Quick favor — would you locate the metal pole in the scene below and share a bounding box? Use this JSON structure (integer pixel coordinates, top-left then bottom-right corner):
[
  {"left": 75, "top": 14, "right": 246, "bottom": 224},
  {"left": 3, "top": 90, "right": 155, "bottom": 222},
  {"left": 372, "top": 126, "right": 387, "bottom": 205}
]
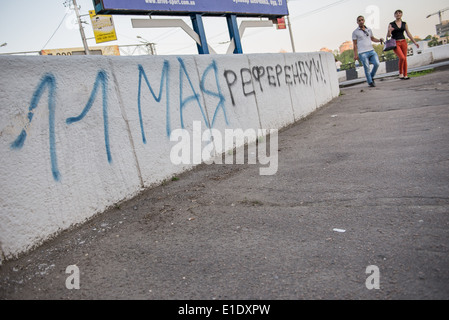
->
[
  {"left": 286, "top": 15, "right": 296, "bottom": 52},
  {"left": 190, "top": 14, "right": 209, "bottom": 54},
  {"left": 150, "top": 43, "right": 157, "bottom": 55},
  {"left": 72, "top": 0, "right": 90, "bottom": 55},
  {"left": 226, "top": 14, "right": 243, "bottom": 54},
  {"left": 286, "top": 0, "right": 296, "bottom": 52}
]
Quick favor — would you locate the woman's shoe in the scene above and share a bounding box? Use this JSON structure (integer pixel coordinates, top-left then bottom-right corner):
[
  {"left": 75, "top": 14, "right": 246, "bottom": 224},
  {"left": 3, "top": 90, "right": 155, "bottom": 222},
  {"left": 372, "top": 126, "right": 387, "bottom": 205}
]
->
[{"left": 403, "top": 76, "right": 410, "bottom": 80}]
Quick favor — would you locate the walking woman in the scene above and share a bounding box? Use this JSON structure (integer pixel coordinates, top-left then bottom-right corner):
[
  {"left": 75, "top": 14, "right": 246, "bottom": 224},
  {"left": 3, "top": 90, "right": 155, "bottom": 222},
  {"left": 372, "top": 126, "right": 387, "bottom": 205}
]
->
[{"left": 387, "top": 9, "right": 420, "bottom": 80}]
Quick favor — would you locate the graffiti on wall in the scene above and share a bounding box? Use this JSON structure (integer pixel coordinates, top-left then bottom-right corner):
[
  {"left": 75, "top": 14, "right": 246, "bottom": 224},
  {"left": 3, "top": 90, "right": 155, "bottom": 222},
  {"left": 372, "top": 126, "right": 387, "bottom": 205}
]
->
[
  {"left": 224, "top": 56, "right": 327, "bottom": 106},
  {"left": 9, "top": 56, "right": 328, "bottom": 182},
  {"left": 10, "top": 71, "right": 111, "bottom": 182}
]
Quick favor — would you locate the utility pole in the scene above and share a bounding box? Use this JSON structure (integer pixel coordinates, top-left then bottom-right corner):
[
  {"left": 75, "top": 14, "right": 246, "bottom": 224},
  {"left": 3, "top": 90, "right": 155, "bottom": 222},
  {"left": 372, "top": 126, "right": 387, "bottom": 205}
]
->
[
  {"left": 286, "top": 0, "right": 296, "bottom": 52},
  {"left": 71, "top": 0, "right": 90, "bottom": 55},
  {"left": 149, "top": 43, "right": 157, "bottom": 55},
  {"left": 286, "top": 14, "right": 296, "bottom": 52}
]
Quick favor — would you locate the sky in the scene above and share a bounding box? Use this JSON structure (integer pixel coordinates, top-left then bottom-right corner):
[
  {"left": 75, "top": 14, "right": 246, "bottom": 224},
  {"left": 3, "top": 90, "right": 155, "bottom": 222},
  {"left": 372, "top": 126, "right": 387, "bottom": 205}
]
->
[{"left": 0, "top": 0, "right": 448, "bottom": 56}]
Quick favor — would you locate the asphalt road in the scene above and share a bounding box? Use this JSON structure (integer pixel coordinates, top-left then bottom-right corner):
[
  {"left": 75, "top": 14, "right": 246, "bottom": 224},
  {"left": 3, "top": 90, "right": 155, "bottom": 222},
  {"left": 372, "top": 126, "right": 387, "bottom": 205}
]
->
[{"left": 1, "top": 67, "right": 448, "bottom": 300}]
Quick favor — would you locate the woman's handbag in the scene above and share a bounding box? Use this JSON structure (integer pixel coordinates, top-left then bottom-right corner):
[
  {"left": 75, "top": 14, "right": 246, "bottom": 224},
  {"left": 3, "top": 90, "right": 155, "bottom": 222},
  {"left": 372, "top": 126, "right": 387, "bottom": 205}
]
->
[{"left": 383, "top": 38, "right": 397, "bottom": 51}]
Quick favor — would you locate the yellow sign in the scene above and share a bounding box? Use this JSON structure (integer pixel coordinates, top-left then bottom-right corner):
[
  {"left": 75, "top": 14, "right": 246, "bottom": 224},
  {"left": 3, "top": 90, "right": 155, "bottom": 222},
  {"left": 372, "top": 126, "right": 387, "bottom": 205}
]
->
[{"left": 89, "top": 10, "right": 117, "bottom": 44}]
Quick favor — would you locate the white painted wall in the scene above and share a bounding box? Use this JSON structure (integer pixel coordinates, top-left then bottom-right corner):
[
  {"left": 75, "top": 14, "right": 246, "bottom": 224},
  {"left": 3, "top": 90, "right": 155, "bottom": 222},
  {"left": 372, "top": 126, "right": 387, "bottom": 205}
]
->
[
  {"left": 427, "top": 43, "right": 449, "bottom": 62},
  {"left": 0, "top": 52, "right": 339, "bottom": 262}
]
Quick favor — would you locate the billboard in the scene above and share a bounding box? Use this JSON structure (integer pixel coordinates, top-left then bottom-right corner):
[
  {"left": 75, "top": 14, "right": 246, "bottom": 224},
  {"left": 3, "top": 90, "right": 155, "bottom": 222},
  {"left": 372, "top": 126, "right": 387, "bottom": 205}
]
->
[
  {"left": 89, "top": 10, "right": 118, "bottom": 44},
  {"left": 40, "top": 45, "right": 120, "bottom": 56},
  {"left": 93, "top": 0, "right": 289, "bottom": 17}
]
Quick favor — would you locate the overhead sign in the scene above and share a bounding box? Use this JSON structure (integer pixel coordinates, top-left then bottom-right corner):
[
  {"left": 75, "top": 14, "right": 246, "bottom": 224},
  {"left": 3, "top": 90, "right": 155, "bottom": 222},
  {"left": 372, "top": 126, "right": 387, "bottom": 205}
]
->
[
  {"left": 89, "top": 10, "right": 118, "bottom": 44},
  {"left": 93, "top": 0, "right": 289, "bottom": 17}
]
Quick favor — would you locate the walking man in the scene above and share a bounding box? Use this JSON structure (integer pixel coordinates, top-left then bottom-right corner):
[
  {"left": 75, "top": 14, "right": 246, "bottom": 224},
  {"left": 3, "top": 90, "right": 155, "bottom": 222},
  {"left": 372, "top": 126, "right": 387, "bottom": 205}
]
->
[{"left": 352, "top": 15, "right": 384, "bottom": 87}]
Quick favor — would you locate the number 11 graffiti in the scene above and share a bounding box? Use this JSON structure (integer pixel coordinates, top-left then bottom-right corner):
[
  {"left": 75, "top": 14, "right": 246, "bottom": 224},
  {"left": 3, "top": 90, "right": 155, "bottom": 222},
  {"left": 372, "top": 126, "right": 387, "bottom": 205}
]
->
[{"left": 10, "top": 70, "right": 110, "bottom": 182}]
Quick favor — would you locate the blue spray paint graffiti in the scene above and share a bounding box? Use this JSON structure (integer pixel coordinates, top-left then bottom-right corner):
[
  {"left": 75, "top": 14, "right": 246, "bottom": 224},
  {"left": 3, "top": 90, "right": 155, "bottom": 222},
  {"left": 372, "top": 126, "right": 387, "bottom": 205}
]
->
[
  {"left": 66, "top": 70, "right": 112, "bottom": 164},
  {"left": 138, "top": 59, "right": 228, "bottom": 144},
  {"left": 10, "top": 73, "right": 60, "bottom": 182},
  {"left": 10, "top": 60, "right": 230, "bottom": 182},
  {"left": 178, "top": 58, "right": 210, "bottom": 130},
  {"left": 200, "top": 60, "right": 229, "bottom": 128},
  {"left": 137, "top": 61, "right": 171, "bottom": 144}
]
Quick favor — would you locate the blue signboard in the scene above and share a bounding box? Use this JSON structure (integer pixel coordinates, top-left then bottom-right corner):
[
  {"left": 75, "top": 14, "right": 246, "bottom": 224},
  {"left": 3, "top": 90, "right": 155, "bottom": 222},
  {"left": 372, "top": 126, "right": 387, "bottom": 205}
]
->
[{"left": 93, "top": 0, "right": 289, "bottom": 17}]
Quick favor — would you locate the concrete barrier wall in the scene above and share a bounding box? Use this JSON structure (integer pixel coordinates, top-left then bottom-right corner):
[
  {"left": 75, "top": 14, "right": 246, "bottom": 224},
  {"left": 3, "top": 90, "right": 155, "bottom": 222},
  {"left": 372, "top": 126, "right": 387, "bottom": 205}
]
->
[
  {"left": 0, "top": 52, "right": 339, "bottom": 262},
  {"left": 427, "top": 44, "right": 449, "bottom": 62},
  {"left": 408, "top": 52, "right": 434, "bottom": 69}
]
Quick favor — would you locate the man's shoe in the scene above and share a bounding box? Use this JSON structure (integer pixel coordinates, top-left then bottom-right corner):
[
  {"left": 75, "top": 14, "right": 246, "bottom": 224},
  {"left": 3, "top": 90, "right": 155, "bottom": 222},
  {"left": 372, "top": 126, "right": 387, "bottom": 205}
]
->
[{"left": 369, "top": 82, "right": 376, "bottom": 87}]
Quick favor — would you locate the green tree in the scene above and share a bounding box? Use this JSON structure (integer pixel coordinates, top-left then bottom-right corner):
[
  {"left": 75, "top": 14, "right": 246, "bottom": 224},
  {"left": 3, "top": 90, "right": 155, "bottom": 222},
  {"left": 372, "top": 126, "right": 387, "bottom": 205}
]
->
[
  {"left": 334, "top": 49, "right": 355, "bottom": 68},
  {"left": 428, "top": 36, "right": 440, "bottom": 47}
]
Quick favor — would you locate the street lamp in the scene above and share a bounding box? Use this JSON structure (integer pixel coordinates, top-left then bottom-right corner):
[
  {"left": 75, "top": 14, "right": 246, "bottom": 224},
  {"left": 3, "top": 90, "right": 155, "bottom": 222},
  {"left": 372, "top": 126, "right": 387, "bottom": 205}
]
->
[{"left": 137, "top": 36, "right": 157, "bottom": 55}]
